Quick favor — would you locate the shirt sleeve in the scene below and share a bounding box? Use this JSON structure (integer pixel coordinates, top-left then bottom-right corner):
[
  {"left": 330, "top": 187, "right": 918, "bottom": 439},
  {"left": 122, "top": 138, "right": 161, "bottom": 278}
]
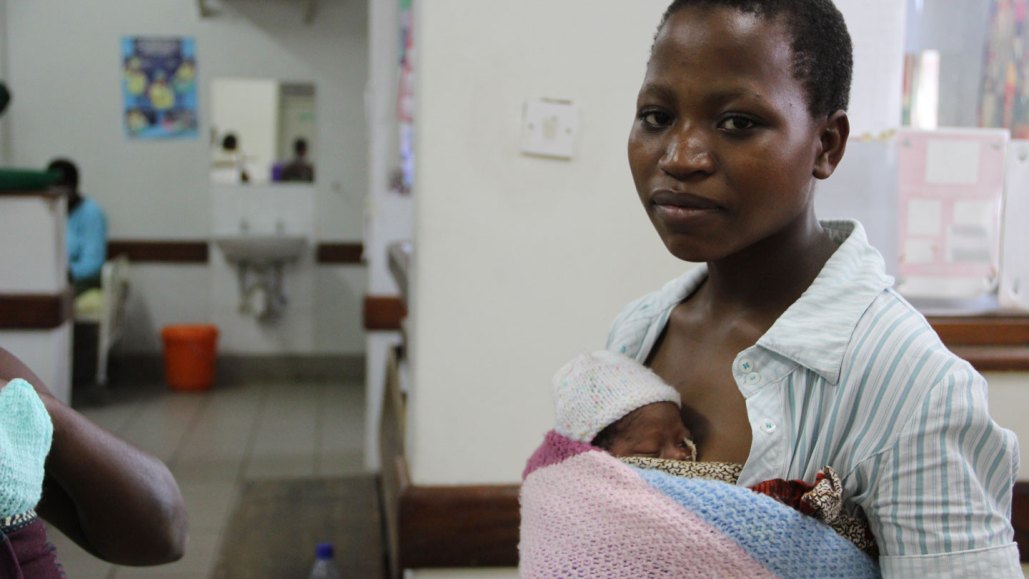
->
[
  {"left": 69, "top": 202, "right": 108, "bottom": 281},
  {"left": 854, "top": 365, "right": 1021, "bottom": 577}
]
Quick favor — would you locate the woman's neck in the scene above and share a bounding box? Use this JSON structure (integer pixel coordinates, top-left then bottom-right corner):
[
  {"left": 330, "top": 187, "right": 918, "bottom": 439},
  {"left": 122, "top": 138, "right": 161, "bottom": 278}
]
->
[{"left": 700, "top": 213, "right": 838, "bottom": 324}]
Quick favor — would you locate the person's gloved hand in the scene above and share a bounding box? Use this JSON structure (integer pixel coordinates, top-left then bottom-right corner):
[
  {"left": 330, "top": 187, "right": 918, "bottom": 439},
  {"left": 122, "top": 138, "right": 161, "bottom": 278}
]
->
[{"left": 0, "top": 379, "right": 53, "bottom": 518}]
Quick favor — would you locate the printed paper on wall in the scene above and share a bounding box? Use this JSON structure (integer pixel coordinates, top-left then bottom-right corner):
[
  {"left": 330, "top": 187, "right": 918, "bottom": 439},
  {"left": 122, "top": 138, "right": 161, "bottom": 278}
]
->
[{"left": 896, "top": 128, "right": 1008, "bottom": 299}]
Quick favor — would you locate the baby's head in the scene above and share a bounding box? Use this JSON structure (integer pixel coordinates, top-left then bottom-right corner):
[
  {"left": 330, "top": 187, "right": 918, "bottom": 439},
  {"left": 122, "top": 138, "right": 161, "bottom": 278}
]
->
[{"left": 552, "top": 350, "right": 694, "bottom": 461}]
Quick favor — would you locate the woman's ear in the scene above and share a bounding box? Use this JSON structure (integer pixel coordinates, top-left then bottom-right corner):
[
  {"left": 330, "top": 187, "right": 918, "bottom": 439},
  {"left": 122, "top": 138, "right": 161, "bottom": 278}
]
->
[{"left": 813, "top": 110, "right": 850, "bottom": 180}]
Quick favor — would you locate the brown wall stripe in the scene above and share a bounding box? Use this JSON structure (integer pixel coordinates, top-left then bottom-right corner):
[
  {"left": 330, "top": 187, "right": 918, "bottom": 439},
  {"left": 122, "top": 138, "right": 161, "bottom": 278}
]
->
[
  {"left": 928, "top": 315, "right": 1029, "bottom": 346},
  {"left": 316, "top": 242, "right": 364, "bottom": 264},
  {"left": 928, "top": 316, "right": 1029, "bottom": 371},
  {"left": 0, "top": 190, "right": 59, "bottom": 198},
  {"left": 398, "top": 479, "right": 520, "bottom": 569},
  {"left": 106, "top": 240, "right": 365, "bottom": 264},
  {"left": 0, "top": 289, "right": 74, "bottom": 329},
  {"left": 86, "top": 241, "right": 1029, "bottom": 369},
  {"left": 107, "top": 240, "right": 209, "bottom": 263},
  {"left": 1015, "top": 481, "right": 1028, "bottom": 562},
  {"left": 364, "top": 295, "right": 406, "bottom": 331},
  {"left": 379, "top": 344, "right": 519, "bottom": 574}
]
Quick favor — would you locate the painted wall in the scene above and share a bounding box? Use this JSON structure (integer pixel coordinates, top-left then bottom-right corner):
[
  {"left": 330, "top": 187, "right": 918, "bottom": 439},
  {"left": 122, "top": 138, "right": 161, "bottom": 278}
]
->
[
  {"left": 0, "top": 0, "right": 8, "bottom": 164},
  {"left": 363, "top": 0, "right": 413, "bottom": 469},
  {"left": 1, "top": 0, "right": 369, "bottom": 355},
  {"left": 905, "top": 0, "right": 992, "bottom": 128},
  {"left": 407, "top": 0, "right": 684, "bottom": 487},
  {"left": 404, "top": 3, "right": 1022, "bottom": 576},
  {"left": 0, "top": 196, "right": 71, "bottom": 402},
  {"left": 405, "top": 0, "right": 909, "bottom": 485}
]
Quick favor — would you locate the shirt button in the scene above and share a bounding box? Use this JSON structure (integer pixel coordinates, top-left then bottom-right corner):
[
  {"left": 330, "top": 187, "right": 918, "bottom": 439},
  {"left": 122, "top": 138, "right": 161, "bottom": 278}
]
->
[
  {"left": 745, "top": 372, "right": 761, "bottom": 385},
  {"left": 737, "top": 358, "right": 754, "bottom": 372},
  {"left": 761, "top": 420, "right": 777, "bottom": 433}
]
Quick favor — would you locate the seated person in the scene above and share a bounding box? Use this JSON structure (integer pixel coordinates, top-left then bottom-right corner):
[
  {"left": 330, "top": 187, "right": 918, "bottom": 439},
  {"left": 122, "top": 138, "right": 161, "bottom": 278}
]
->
[
  {"left": 47, "top": 159, "right": 107, "bottom": 296},
  {"left": 0, "top": 347, "right": 188, "bottom": 572},
  {"left": 279, "top": 137, "right": 314, "bottom": 182},
  {"left": 552, "top": 350, "right": 875, "bottom": 554}
]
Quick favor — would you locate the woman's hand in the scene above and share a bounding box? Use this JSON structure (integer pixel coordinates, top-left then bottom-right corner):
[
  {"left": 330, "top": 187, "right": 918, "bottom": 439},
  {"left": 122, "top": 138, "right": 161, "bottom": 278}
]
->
[{"left": 0, "top": 347, "right": 189, "bottom": 565}]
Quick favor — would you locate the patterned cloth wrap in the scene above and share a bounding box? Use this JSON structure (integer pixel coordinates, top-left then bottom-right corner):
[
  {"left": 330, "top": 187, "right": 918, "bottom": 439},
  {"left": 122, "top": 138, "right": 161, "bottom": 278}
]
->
[
  {"left": 622, "top": 457, "right": 878, "bottom": 557},
  {"left": 520, "top": 430, "right": 881, "bottom": 578}
]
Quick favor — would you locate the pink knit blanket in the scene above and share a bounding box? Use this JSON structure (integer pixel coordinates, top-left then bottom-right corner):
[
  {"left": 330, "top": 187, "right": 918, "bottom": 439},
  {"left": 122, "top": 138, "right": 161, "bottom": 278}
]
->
[{"left": 519, "top": 430, "right": 880, "bottom": 578}]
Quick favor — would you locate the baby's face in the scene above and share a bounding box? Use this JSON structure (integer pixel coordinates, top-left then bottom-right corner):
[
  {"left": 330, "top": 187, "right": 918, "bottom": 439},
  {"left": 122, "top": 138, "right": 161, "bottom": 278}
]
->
[{"left": 605, "top": 402, "right": 694, "bottom": 461}]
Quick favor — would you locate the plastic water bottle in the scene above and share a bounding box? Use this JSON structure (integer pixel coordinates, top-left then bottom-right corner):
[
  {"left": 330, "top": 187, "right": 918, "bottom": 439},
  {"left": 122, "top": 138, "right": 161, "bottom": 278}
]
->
[{"left": 308, "top": 542, "right": 342, "bottom": 579}]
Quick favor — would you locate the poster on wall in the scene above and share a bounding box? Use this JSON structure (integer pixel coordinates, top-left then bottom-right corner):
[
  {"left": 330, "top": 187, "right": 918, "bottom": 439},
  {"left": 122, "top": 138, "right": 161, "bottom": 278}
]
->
[
  {"left": 121, "top": 36, "right": 198, "bottom": 139},
  {"left": 895, "top": 127, "right": 1008, "bottom": 302},
  {"left": 396, "top": 0, "right": 415, "bottom": 194},
  {"left": 980, "top": 0, "right": 1029, "bottom": 138}
]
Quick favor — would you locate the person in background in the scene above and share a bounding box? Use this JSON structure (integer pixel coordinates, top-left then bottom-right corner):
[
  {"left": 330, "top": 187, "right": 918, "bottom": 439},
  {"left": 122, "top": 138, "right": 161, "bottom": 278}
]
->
[
  {"left": 280, "top": 137, "right": 314, "bottom": 182},
  {"left": 211, "top": 133, "right": 250, "bottom": 184},
  {"left": 47, "top": 159, "right": 107, "bottom": 295},
  {"left": 0, "top": 346, "right": 188, "bottom": 573}
]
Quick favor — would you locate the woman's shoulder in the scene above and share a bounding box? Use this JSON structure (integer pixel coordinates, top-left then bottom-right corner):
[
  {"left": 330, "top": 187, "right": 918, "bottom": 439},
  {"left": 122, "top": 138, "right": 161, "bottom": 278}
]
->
[
  {"left": 836, "top": 289, "right": 988, "bottom": 441},
  {"left": 606, "top": 267, "right": 706, "bottom": 358}
]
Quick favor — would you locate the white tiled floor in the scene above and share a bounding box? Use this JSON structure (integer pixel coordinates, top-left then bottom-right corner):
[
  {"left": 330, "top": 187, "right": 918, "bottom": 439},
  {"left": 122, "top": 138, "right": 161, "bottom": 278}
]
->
[{"left": 49, "top": 380, "right": 368, "bottom": 578}]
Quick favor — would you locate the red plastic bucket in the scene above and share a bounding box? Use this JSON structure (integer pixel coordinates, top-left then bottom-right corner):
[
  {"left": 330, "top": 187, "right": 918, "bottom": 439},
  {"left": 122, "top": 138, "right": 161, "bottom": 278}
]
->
[{"left": 161, "top": 324, "right": 218, "bottom": 391}]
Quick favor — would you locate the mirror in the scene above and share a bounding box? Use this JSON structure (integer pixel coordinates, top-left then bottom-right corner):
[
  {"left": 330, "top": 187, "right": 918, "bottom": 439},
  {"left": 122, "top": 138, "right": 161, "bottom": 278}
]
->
[
  {"left": 210, "top": 78, "right": 316, "bottom": 184},
  {"left": 903, "top": 0, "right": 1026, "bottom": 136}
]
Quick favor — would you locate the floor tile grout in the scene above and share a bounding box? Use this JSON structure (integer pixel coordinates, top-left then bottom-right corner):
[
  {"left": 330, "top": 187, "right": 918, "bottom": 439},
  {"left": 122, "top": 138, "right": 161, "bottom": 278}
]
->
[{"left": 57, "top": 380, "right": 367, "bottom": 578}]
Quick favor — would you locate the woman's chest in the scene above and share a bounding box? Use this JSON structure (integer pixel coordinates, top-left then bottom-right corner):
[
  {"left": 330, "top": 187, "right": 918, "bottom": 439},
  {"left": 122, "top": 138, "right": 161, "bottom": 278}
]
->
[{"left": 647, "top": 318, "right": 757, "bottom": 463}]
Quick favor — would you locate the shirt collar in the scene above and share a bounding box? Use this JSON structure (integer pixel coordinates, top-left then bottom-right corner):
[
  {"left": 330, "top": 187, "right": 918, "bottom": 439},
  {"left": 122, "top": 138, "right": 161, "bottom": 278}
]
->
[{"left": 756, "top": 220, "right": 894, "bottom": 384}]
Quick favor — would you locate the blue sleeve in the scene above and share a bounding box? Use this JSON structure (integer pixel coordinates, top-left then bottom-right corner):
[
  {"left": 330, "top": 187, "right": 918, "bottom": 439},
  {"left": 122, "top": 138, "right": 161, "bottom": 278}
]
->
[{"left": 69, "top": 201, "right": 107, "bottom": 281}]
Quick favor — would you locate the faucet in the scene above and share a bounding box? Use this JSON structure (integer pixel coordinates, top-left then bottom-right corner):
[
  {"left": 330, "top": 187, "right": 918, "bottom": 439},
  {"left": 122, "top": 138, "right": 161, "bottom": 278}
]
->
[{"left": 240, "top": 218, "right": 250, "bottom": 233}]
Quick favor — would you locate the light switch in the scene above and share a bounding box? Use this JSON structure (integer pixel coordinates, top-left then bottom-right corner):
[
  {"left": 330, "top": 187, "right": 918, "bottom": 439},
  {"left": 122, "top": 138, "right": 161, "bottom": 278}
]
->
[{"left": 521, "top": 98, "right": 578, "bottom": 160}]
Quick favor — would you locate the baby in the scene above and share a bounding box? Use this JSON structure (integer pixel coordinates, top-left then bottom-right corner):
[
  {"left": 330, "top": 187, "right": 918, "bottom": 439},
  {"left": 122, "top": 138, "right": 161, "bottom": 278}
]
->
[
  {"left": 552, "top": 349, "right": 696, "bottom": 461},
  {"left": 550, "top": 349, "right": 877, "bottom": 555}
]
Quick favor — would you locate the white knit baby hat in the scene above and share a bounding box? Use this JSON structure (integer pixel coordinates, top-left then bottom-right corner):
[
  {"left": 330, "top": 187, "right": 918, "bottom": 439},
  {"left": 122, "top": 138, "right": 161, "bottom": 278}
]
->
[{"left": 552, "top": 349, "right": 681, "bottom": 443}]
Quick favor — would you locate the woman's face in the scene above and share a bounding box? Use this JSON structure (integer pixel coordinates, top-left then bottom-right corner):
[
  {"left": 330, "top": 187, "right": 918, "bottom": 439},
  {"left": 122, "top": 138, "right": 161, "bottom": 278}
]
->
[{"left": 627, "top": 6, "right": 834, "bottom": 263}]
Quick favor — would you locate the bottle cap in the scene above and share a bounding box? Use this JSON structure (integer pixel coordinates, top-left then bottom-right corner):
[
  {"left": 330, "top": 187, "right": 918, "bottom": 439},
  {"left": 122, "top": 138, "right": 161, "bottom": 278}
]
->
[{"left": 315, "top": 542, "right": 334, "bottom": 559}]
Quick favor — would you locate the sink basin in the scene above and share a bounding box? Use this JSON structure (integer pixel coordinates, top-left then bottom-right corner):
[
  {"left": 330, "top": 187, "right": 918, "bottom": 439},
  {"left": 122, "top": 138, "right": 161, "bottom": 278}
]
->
[{"left": 214, "top": 234, "right": 307, "bottom": 264}]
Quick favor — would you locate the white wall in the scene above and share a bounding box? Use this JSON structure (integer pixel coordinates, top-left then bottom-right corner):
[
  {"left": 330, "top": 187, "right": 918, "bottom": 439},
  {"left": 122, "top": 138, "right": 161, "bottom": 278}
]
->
[
  {"left": 985, "top": 372, "right": 1029, "bottom": 479},
  {"left": 2, "top": 0, "right": 369, "bottom": 355},
  {"left": 403, "top": 4, "right": 1011, "bottom": 576},
  {"left": 408, "top": 0, "right": 684, "bottom": 486},
  {"left": 905, "top": 0, "right": 991, "bottom": 128},
  {"left": 363, "top": 0, "right": 412, "bottom": 469},
  {"left": 0, "top": 0, "right": 9, "bottom": 164},
  {"left": 210, "top": 77, "right": 279, "bottom": 183},
  {"left": 406, "top": 0, "right": 909, "bottom": 486},
  {"left": 0, "top": 196, "right": 71, "bottom": 402},
  {"left": 835, "top": 0, "right": 906, "bottom": 136}
]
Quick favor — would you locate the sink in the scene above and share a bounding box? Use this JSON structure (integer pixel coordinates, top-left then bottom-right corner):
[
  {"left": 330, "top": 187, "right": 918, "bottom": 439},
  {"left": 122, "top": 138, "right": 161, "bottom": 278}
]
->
[{"left": 214, "top": 234, "right": 307, "bottom": 264}]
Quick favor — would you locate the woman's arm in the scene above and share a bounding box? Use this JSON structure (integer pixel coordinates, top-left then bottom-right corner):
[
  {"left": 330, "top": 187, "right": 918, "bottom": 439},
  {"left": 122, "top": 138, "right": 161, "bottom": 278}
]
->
[
  {"left": 0, "top": 347, "right": 188, "bottom": 565},
  {"left": 856, "top": 367, "right": 1020, "bottom": 577}
]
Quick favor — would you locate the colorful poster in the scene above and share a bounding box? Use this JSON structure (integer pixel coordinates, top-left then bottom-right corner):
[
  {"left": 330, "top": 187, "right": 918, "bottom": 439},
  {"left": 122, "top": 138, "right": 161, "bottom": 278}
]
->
[
  {"left": 980, "top": 0, "right": 1029, "bottom": 138},
  {"left": 122, "top": 36, "right": 198, "bottom": 139},
  {"left": 396, "top": 0, "right": 415, "bottom": 194}
]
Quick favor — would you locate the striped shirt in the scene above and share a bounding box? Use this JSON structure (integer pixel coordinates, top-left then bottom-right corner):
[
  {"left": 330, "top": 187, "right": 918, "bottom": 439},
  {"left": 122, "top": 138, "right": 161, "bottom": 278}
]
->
[{"left": 607, "top": 220, "right": 1021, "bottom": 577}]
